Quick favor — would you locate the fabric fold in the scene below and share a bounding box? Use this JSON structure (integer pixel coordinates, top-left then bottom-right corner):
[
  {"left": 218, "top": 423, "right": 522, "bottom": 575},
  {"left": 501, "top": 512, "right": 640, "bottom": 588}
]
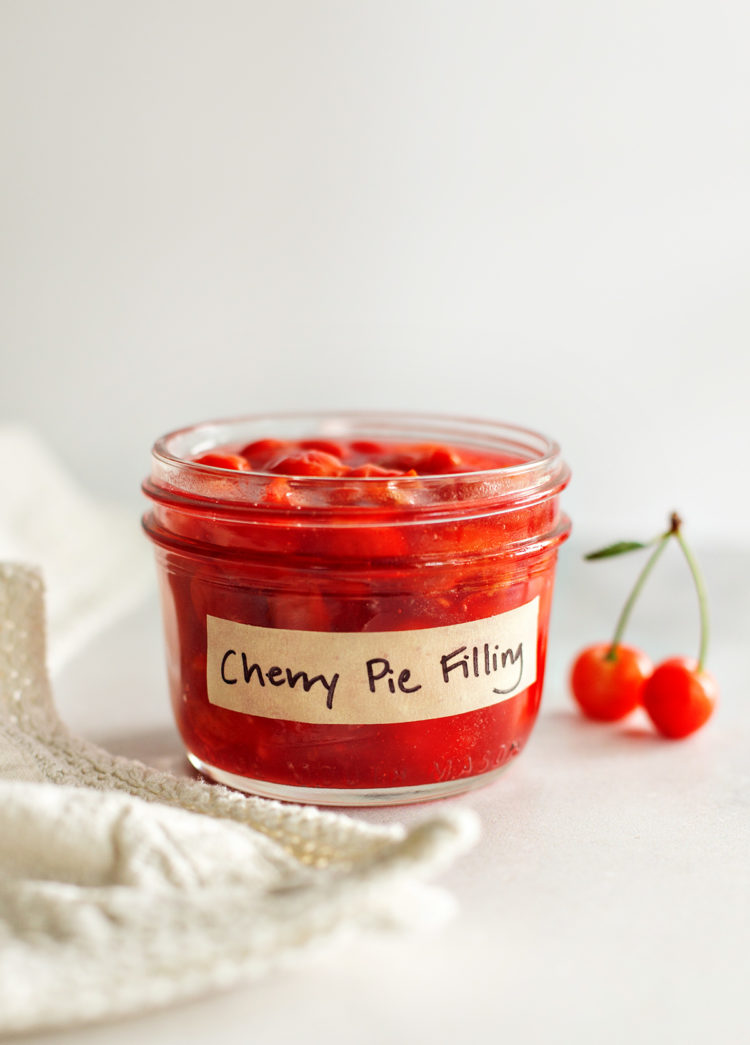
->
[{"left": 0, "top": 563, "right": 479, "bottom": 1037}]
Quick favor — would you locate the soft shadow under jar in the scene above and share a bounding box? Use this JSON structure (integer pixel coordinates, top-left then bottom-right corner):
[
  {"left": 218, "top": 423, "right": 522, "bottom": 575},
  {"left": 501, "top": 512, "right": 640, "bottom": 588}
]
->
[{"left": 142, "top": 412, "right": 571, "bottom": 806}]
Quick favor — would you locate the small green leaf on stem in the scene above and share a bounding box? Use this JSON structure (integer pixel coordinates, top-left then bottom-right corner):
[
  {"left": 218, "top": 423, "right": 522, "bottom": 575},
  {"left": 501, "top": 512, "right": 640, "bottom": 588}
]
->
[{"left": 584, "top": 541, "right": 648, "bottom": 561}]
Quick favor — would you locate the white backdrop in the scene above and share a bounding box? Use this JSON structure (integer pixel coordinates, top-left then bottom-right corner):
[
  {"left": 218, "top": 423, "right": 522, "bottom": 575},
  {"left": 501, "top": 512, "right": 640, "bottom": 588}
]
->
[{"left": 2, "top": 1, "right": 749, "bottom": 545}]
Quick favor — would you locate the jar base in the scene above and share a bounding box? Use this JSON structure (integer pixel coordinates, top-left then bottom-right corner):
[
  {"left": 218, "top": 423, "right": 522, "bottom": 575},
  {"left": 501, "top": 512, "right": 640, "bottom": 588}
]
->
[{"left": 187, "top": 752, "right": 514, "bottom": 807}]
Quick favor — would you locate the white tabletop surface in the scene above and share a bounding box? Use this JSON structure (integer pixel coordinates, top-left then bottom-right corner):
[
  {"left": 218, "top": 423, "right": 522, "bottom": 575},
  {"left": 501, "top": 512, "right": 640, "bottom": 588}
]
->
[{"left": 15, "top": 543, "right": 749, "bottom": 1045}]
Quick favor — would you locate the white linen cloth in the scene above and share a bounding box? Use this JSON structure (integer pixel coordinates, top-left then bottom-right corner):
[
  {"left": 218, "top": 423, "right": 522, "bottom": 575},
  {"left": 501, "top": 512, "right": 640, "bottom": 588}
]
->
[{"left": 0, "top": 436, "right": 479, "bottom": 1038}]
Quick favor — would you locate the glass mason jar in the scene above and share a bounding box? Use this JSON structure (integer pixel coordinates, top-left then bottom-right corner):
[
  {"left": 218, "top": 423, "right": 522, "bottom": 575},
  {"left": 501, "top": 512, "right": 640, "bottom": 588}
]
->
[{"left": 142, "top": 412, "right": 571, "bottom": 805}]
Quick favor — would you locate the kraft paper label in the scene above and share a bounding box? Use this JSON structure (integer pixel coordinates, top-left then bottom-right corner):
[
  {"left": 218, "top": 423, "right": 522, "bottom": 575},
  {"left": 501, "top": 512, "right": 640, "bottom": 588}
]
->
[{"left": 206, "top": 597, "right": 539, "bottom": 725}]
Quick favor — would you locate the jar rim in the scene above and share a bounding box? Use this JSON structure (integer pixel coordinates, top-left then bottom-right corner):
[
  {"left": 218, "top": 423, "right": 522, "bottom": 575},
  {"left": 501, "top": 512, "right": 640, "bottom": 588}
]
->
[
  {"left": 144, "top": 411, "right": 571, "bottom": 552},
  {"left": 150, "top": 410, "right": 566, "bottom": 486}
]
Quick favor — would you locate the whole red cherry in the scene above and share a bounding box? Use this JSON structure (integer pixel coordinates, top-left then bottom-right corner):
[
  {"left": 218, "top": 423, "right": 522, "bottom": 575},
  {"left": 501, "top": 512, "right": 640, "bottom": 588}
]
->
[
  {"left": 641, "top": 657, "right": 718, "bottom": 739},
  {"left": 570, "top": 642, "right": 653, "bottom": 722}
]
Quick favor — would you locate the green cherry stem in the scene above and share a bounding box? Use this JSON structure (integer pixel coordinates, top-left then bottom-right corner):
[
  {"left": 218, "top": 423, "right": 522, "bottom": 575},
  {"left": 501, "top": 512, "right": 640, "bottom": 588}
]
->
[
  {"left": 672, "top": 517, "right": 710, "bottom": 671},
  {"left": 605, "top": 525, "right": 673, "bottom": 661}
]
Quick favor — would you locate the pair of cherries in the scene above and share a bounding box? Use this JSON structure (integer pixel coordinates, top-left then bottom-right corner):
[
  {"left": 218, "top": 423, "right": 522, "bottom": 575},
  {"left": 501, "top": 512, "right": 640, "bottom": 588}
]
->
[{"left": 570, "top": 513, "right": 718, "bottom": 739}]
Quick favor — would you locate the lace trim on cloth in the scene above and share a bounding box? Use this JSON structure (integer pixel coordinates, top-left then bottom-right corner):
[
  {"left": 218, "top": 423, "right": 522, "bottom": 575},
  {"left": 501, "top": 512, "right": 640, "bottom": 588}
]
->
[{"left": 0, "top": 563, "right": 479, "bottom": 1037}]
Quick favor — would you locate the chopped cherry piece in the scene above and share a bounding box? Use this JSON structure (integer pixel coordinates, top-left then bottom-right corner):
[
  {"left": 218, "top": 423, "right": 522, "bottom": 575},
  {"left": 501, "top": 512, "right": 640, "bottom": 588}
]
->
[
  {"left": 299, "top": 439, "right": 345, "bottom": 457},
  {"left": 415, "top": 446, "right": 464, "bottom": 474},
  {"left": 270, "top": 450, "right": 345, "bottom": 477},
  {"left": 268, "top": 590, "right": 331, "bottom": 631},
  {"left": 375, "top": 453, "right": 418, "bottom": 472},
  {"left": 193, "top": 452, "right": 251, "bottom": 471},
  {"left": 239, "top": 439, "right": 290, "bottom": 469},
  {"left": 263, "top": 476, "right": 292, "bottom": 505},
  {"left": 350, "top": 439, "right": 384, "bottom": 456}
]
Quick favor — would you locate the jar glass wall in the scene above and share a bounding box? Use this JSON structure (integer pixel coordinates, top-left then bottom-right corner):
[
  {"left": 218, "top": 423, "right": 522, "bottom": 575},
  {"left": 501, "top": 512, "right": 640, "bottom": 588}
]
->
[{"left": 143, "top": 412, "right": 571, "bottom": 805}]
